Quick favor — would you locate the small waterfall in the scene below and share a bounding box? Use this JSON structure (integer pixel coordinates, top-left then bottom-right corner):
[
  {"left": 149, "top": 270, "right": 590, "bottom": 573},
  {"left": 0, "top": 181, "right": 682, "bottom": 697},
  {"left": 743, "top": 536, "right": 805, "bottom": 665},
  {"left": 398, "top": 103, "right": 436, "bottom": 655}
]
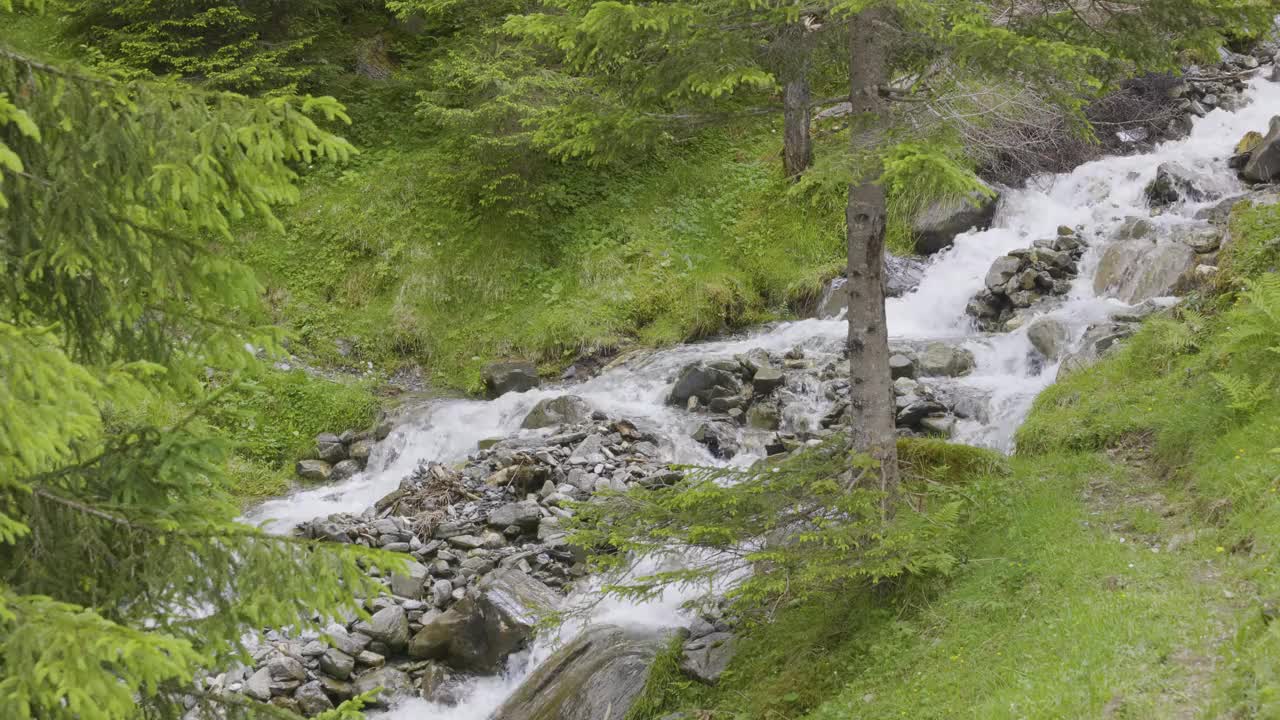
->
[{"left": 243, "top": 75, "right": 1280, "bottom": 719}]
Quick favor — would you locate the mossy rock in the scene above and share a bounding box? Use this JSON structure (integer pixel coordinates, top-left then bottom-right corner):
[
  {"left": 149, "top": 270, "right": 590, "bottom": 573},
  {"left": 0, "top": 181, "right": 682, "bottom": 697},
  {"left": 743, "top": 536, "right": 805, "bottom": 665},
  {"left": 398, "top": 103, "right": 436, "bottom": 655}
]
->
[
  {"left": 897, "top": 437, "right": 1009, "bottom": 484},
  {"left": 1236, "top": 130, "right": 1264, "bottom": 155}
]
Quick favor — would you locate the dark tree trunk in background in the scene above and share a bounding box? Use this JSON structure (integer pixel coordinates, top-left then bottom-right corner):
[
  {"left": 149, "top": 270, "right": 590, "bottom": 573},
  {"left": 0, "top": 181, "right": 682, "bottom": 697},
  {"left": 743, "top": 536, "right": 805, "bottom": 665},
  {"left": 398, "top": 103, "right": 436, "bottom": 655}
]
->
[
  {"left": 772, "top": 20, "right": 816, "bottom": 179},
  {"left": 782, "top": 74, "right": 813, "bottom": 178},
  {"left": 845, "top": 4, "right": 899, "bottom": 508}
]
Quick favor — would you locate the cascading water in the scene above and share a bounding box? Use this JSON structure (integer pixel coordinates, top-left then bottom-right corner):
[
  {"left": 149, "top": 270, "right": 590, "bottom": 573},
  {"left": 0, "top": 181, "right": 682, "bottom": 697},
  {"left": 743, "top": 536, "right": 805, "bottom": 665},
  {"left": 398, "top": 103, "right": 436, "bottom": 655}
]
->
[{"left": 245, "top": 75, "right": 1280, "bottom": 718}]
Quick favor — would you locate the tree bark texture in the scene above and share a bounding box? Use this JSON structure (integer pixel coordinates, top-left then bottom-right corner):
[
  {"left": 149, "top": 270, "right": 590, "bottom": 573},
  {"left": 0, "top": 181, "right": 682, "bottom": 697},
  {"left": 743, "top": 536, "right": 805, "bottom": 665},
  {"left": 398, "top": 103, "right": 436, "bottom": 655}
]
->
[
  {"left": 845, "top": 4, "right": 900, "bottom": 504},
  {"left": 782, "top": 74, "right": 813, "bottom": 178}
]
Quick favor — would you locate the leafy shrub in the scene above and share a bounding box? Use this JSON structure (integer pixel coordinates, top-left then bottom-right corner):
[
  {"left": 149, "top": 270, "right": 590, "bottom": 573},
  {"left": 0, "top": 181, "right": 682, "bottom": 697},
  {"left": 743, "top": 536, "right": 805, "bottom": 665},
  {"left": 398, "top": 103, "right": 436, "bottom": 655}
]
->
[{"left": 569, "top": 437, "right": 969, "bottom": 615}]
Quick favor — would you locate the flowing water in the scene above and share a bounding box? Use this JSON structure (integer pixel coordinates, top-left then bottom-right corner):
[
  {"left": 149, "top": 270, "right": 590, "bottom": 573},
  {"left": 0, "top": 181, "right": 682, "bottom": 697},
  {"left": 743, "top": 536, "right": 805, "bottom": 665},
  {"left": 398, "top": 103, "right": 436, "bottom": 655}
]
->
[{"left": 245, "top": 76, "right": 1280, "bottom": 718}]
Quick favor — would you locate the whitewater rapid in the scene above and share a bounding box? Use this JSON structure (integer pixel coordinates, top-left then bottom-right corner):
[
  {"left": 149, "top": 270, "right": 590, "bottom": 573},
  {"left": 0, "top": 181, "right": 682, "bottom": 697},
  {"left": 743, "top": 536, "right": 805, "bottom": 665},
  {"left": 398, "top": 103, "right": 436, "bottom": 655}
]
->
[{"left": 246, "top": 75, "right": 1280, "bottom": 719}]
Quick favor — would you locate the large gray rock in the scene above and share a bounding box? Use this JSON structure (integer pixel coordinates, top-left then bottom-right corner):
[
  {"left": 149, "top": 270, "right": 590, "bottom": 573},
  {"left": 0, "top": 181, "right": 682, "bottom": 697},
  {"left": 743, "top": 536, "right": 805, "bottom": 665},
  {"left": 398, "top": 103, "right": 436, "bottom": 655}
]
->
[
  {"left": 353, "top": 606, "right": 409, "bottom": 652},
  {"left": 680, "top": 631, "right": 736, "bottom": 685},
  {"left": 329, "top": 459, "right": 362, "bottom": 483},
  {"left": 319, "top": 648, "right": 355, "bottom": 680},
  {"left": 408, "top": 602, "right": 476, "bottom": 661},
  {"left": 390, "top": 560, "right": 429, "bottom": 600},
  {"left": 1146, "top": 162, "right": 1214, "bottom": 206},
  {"left": 476, "top": 569, "right": 562, "bottom": 651},
  {"left": 294, "top": 681, "right": 334, "bottom": 717},
  {"left": 295, "top": 459, "right": 333, "bottom": 482},
  {"left": 916, "top": 342, "right": 975, "bottom": 377},
  {"left": 244, "top": 667, "right": 274, "bottom": 701},
  {"left": 984, "top": 255, "right": 1023, "bottom": 292},
  {"left": 1026, "top": 316, "right": 1070, "bottom": 360},
  {"left": 267, "top": 655, "right": 306, "bottom": 684},
  {"left": 751, "top": 366, "right": 785, "bottom": 395},
  {"left": 352, "top": 666, "right": 413, "bottom": 708},
  {"left": 482, "top": 361, "right": 540, "bottom": 398},
  {"left": 667, "top": 363, "right": 742, "bottom": 407},
  {"left": 410, "top": 570, "right": 561, "bottom": 671},
  {"left": 315, "top": 434, "right": 347, "bottom": 463},
  {"left": 492, "top": 625, "right": 676, "bottom": 720},
  {"left": 487, "top": 501, "right": 543, "bottom": 531},
  {"left": 691, "top": 421, "right": 739, "bottom": 460},
  {"left": 1242, "top": 116, "right": 1280, "bottom": 183},
  {"left": 912, "top": 188, "right": 999, "bottom": 255},
  {"left": 568, "top": 434, "right": 608, "bottom": 465},
  {"left": 1093, "top": 239, "right": 1196, "bottom": 303},
  {"left": 521, "top": 395, "right": 592, "bottom": 429}
]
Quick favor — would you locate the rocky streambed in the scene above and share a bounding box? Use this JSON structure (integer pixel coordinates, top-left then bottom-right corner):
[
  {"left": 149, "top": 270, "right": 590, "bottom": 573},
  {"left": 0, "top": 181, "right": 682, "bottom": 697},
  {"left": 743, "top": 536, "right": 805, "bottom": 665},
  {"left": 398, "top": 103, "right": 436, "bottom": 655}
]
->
[{"left": 195, "top": 51, "right": 1280, "bottom": 720}]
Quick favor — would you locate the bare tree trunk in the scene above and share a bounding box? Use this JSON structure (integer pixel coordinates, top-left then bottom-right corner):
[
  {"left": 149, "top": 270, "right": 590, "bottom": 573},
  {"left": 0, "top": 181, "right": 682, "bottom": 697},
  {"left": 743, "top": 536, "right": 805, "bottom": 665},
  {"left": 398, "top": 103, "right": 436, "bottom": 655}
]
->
[
  {"left": 845, "top": 4, "right": 899, "bottom": 508},
  {"left": 782, "top": 74, "right": 812, "bottom": 178}
]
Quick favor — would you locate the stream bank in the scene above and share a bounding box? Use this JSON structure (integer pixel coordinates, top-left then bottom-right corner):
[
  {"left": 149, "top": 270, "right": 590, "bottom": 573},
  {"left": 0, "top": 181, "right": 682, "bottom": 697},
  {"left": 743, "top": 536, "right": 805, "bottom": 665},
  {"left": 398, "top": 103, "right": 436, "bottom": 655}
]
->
[{"left": 207, "top": 56, "right": 1280, "bottom": 720}]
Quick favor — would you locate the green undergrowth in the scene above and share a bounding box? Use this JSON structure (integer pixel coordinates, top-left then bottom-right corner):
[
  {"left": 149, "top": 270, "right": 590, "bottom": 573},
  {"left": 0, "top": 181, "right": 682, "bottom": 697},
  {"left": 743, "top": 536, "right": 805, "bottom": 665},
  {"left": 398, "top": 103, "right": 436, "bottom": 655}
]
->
[
  {"left": 628, "top": 199, "right": 1280, "bottom": 718},
  {"left": 235, "top": 127, "right": 846, "bottom": 392},
  {"left": 206, "top": 368, "right": 381, "bottom": 502}
]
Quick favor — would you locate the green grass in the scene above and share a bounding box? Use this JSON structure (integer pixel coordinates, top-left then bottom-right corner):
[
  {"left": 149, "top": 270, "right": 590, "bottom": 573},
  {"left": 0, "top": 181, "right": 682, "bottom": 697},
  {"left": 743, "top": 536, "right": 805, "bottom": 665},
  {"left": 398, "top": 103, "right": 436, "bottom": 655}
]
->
[
  {"left": 205, "top": 368, "right": 381, "bottom": 502},
  {"left": 235, "top": 128, "right": 847, "bottom": 391},
  {"left": 627, "top": 199, "right": 1280, "bottom": 720},
  {"left": 0, "top": 10, "right": 78, "bottom": 62}
]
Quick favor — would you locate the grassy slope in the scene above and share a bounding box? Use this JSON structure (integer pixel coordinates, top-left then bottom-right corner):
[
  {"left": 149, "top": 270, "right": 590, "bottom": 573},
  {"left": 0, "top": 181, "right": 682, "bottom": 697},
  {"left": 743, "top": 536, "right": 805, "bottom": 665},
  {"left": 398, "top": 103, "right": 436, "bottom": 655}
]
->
[
  {"left": 238, "top": 128, "right": 846, "bottom": 391},
  {"left": 628, "top": 199, "right": 1280, "bottom": 719}
]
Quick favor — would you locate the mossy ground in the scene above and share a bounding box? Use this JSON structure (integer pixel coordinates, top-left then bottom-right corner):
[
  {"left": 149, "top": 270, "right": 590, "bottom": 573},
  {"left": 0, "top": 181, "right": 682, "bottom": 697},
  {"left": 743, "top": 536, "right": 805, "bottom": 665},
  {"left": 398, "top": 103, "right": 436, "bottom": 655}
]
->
[{"left": 627, "top": 199, "right": 1280, "bottom": 719}]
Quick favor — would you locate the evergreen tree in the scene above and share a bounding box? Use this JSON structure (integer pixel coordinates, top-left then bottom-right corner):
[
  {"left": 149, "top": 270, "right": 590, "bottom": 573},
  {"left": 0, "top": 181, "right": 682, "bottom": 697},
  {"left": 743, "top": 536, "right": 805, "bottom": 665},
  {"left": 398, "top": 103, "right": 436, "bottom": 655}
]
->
[
  {"left": 0, "top": 5, "right": 396, "bottom": 717},
  {"left": 504, "top": 0, "right": 847, "bottom": 177}
]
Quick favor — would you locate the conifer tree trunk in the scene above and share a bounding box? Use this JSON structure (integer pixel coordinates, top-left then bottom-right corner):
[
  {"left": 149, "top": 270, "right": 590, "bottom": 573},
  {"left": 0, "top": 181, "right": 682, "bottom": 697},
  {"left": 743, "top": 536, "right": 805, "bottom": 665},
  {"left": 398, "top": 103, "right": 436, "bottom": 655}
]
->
[
  {"left": 782, "top": 73, "right": 812, "bottom": 178},
  {"left": 845, "top": 4, "right": 899, "bottom": 506}
]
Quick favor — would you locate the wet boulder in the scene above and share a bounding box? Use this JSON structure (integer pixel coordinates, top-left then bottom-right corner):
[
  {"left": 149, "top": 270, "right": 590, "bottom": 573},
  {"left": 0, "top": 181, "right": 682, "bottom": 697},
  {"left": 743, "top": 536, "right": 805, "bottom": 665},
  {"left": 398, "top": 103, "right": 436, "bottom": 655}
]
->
[
  {"left": 912, "top": 188, "right": 999, "bottom": 255},
  {"left": 815, "top": 254, "right": 927, "bottom": 319},
  {"left": 1242, "top": 116, "right": 1280, "bottom": 184},
  {"left": 294, "top": 681, "right": 334, "bottom": 717},
  {"left": 884, "top": 253, "right": 927, "bottom": 297},
  {"left": 896, "top": 399, "right": 947, "bottom": 427},
  {"left": 750, "top": 366, "right": 785, "bottom": 395},
  {"left": 691, "top": 421, "right": 740, "bottom": 459},
  {"left": 493, "top": 625, "right": 678, "bottom": 720},
  {"left": 295, "top": 459, "right": 333, "bottom": 482},
  {"left": 521, "top": 395, "right": 592, "bottom": 429},
  {"left": 353, "top": 605, "right": 409, "bottom": 653},
  {"left": 482, "top": 361, "right": 540, "bottom": 398},
  {"left": 1093, "top": 239, "right": 1196, "bottom": 303},
  {"left": 352, "top": 666, "right": 413, "bottom": 708},
  {"left": 1146, "top": 162, "right": 1214, "bottom": 206},
  {"left": 916, "top": 342, "right": 975, "bottom": 377},
  {"left": 315, "top": 433, "right": 347, "bottom": 463},
  {"left": 680, "top": 631, "right": 736, "bottom": 686},
  {"left": 329, "top": 459, "right": 361, "bottom": 483},
  {"left": 1170, "top": 224, "right": 1223, "bottom": 254},
  {"left": 889, "top": 353, "right": 916, "bottom": 379},
  {"left": 667, "top": 362, "right": 743, "bottom": 408},
  {"left": 473, "top": 569, "right": 562, "bottom": 668},
  {"left": 408, "top": 570, "right": 560, "bottom": 671},
  {"left": 984, "top": 255, "right": 1023, "bottom": 291},
  {"left": 967, "top": 235, "right": 1085, "bottom": 329},
  {"left": 1026, "top": 316, "right": 1070, "bottom": 361}
]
